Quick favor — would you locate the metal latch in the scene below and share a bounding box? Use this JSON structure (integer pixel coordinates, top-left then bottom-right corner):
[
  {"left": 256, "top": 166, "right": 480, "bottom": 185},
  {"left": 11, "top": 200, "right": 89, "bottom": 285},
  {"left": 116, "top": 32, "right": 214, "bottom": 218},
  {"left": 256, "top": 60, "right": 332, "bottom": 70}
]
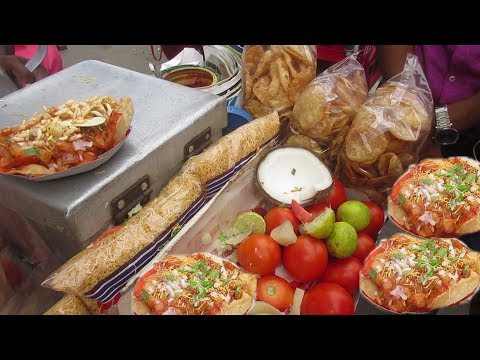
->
[
  {"left": 184, "top": 127, "right": 212, "bottom": 161},
  {"left": 111, "top": 175, "right": 153, "bottom": 225}
]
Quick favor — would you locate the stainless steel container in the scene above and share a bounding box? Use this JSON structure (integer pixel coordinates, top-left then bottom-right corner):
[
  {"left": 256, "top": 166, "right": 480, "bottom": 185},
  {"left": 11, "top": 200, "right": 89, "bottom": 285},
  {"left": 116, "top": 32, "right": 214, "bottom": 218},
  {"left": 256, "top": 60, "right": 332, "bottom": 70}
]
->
[{"left": 0, "top": 60, "right": 227, "bottom": 263}]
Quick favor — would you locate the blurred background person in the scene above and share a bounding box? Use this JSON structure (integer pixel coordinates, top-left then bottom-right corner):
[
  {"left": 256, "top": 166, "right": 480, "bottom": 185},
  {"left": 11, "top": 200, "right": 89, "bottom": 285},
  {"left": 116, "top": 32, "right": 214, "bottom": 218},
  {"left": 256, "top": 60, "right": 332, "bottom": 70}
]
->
[
  {"left": 377, "top": 45, "right": 480, "bottom": 160},
  {"left": 0, "top": 45, "right": 63, "bottom": 89}
]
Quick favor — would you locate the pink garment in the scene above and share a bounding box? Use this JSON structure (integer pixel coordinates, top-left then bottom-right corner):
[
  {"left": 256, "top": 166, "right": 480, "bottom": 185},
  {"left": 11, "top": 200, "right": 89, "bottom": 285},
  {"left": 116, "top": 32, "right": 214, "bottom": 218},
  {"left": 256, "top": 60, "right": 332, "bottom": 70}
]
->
[{"left": 13, "top": 45, "right": 63, "bottom": 75}]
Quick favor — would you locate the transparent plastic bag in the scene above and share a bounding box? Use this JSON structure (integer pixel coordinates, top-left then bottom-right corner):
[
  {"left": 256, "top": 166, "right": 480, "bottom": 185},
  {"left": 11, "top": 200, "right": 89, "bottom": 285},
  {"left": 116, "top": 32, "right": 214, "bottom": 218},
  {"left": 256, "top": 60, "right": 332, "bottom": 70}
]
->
[
  {"left": 338, "top": 53, "right": 434, "bottom": 202},
  {"left": 44, "top": 294, "right": 92, "bottom": 315},
  {"left": 242, "top": 45, "right": 317, "bottom": 119},
  {"left": 181, "top": 111, "right": 280, "bottom": 199},
  {"left": 291, "top": 55, "right": 368, "bottom": 169},
  {"left": 42, "top": 172, "right": 205, "bottom": 299}
]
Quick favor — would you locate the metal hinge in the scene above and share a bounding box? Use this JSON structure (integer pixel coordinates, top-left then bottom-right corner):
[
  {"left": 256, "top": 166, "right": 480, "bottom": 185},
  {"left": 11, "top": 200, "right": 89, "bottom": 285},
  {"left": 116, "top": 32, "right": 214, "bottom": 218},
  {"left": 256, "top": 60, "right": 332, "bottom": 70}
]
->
[
  {"left": 110, "top": 175, "right": 153, "bottom": 225},
  {"left": 183, "top": 127, "right": 212, "bottom": 161}
]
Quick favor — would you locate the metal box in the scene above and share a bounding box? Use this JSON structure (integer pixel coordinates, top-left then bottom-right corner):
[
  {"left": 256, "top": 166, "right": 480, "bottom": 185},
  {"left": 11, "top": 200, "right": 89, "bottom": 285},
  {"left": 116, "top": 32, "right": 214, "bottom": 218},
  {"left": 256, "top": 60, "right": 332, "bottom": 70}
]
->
[{"left": 0, "top": 60, "right": 227, "bottom": 263}]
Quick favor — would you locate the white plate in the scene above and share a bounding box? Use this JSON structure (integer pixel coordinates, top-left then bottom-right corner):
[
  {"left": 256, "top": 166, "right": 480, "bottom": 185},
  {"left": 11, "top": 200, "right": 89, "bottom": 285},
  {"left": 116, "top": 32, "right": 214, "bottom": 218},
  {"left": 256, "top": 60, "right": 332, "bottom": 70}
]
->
[{"left": 2, "top": 130, "right": 130, "bottom": 182}]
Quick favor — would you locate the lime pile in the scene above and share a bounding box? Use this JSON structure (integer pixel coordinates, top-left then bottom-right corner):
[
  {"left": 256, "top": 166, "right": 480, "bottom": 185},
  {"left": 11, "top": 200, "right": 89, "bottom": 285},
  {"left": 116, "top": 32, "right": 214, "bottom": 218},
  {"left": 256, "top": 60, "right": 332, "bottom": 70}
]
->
[{"left": 300, "top": 200, "right": 376, "bottom": 259}]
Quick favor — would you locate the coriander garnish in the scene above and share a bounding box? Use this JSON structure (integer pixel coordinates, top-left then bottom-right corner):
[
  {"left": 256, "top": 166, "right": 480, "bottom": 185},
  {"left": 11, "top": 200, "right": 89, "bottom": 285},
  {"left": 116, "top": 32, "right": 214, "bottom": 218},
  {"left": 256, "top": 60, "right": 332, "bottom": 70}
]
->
[
  {"left": 24, "top": 147, "right": 40, "bottom": 156},
  {"left": 141, "top": 290, "right": 149, "bottom": 302}
]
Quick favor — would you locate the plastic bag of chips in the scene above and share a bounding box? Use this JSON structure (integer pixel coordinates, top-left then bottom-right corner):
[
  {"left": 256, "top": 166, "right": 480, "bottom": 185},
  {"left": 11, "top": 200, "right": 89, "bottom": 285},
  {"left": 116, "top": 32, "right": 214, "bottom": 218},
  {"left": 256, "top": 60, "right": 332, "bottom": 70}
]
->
[
  {"left": 338, "top": 53, "right": 434, "bottom": 203},
  {"left": 291, "top": 55, "right": 368, "bottom": 168},
  {"left": 242, "top": 45, "right": 317, "bottom": 119}
]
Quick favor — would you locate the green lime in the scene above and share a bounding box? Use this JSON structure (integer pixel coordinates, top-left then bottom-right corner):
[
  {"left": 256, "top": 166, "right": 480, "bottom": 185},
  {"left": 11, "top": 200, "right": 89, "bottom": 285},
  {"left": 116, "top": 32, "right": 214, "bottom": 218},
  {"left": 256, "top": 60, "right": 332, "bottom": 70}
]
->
[
  {"left": 326, "top": 222, "right": 358, "bottom": 259},
  {"left": 234, "top": 211, "right": 266, "bottom": 234},
  {"left": 336, "top": 200, "right": 371, "bottom": 231},
  {"left": 302, "top": 208, "right": 335, "bottom": 239}
]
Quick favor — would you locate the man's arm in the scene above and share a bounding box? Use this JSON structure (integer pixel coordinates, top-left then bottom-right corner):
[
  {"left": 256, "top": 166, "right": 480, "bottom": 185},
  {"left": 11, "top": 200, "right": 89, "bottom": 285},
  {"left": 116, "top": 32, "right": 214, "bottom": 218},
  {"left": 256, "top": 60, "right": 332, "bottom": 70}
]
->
[
  {"left": 421, "top": 91, "right": 480, "bottom": 159},
  {"left": 0, "top": 55, "right": 36, "bottom": 88},
  {"left": 376, "top": 45, "right": 414, "bottom": 80},
  {"left": 448, "top": 92, "right": 480, "bottom": 131},
  {"left": 0, "top": 46, "right": 14, "bottom": 56}
]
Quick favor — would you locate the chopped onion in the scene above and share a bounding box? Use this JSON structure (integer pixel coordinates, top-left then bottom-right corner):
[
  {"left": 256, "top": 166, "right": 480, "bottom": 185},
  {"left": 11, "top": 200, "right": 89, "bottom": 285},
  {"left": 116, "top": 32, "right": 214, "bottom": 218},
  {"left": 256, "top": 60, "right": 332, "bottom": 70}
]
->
[
  {"left": 289, "top": 288, "right": 305, "bottom": 315},
  {"left": 201, "top": 233, "right": 213, "bottom": 245},
  {"left": 270, "top": 221, "right": 297, "bottom": 246},
  {"left": 162, "top": 307, "right": 177, "bottom": 315},
  {"left": 418, "top": 211, "right": 436, "bottom": 226},
  {"left": 72, "top": 139, "right": 93, "bottom": 151},
  {"left": 247, "top": 301, "right": 284, "bottom": 315},
  {"left": 127, "top": 203, "right": 143, "bottom": 218},
  {"left": 389, "top": 286, "right": 407, "bottom": 300}
]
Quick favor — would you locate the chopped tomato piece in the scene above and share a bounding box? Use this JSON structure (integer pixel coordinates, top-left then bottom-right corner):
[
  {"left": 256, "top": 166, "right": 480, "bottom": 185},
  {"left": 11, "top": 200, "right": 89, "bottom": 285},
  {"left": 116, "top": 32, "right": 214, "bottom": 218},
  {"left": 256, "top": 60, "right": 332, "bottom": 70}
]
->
[{"left": 291, "top": 199, "right": 314, "bottom": 223}]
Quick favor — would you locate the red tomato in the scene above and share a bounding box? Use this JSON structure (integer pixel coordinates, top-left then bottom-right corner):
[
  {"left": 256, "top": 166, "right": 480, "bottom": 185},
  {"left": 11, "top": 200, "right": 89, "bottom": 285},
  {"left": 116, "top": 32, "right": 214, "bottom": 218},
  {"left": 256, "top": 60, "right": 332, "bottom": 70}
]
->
[
  {"left": 352, "top": 232, "right": 376, "bottom": 264},
  {"left": 301, "top": 283, "right": 355, "bottom": 315},
  {"left": 264, "top": 207, "right": 300, "bottom": 234},
  {"left": 319, "top": 257, "right": 362, "bottom": 295},
  {"left": 305, "top": 203, "right": 328, "bottom": 218},
  {"left": 362, "top": 201, "right": 385, "bottom": 238},
  {"left": 291, "top": 200, "right": 314, "bottom": 223},
  {"left": 237, "top": 234, "right": 281, "bottom": 275},
  {"left": 324, "top": 179, "right": 348, "bottom": 211},
  {"left": 257, "top": 275, "right": 294, "bottom": 310},
  {"left": 282, "top": 235, "right": 328, "bottom": 282}
]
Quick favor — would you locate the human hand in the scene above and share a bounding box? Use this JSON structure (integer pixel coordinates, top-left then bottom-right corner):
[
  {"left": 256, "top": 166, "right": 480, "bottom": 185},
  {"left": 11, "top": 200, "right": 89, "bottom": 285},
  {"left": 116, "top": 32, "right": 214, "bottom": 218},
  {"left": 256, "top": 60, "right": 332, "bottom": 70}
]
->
[{"left": 0, "top": 55, "right": 47, "bottom": 88}]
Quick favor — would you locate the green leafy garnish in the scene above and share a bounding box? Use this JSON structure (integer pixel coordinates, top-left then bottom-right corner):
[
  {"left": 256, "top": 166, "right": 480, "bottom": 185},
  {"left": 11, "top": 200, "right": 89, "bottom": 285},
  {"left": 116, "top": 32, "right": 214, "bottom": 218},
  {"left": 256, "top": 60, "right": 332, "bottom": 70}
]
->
[
  {"left": 235, "top": 285, "right": 242, "bottom": 297},
  {"left": 463, "top": 264, "right": 470, "bottom": 276},
  {"left": 24, "top": 147, "right": 40, "bottom": 156},
  {"left": 398, "top": 194, "right": 405, "bottom": 206},
  {"left": 448, "top": 164, "right": 465, "bottom": 177},
  {"left": 218, "top": 231, "right": 227, "bottom": 241},
  {"left": 201, "top": 280, "right": 213, "bottom": 289},
  {"left": 450, "top": 257, "right": 459, "bottom": 264},
  {"left": 416, "top": 258, "right": 429, "bottom": 269},
  {"left": 445, "top": 183, "right": 456, "bottom": 193},
  {"left": 171, "top": 224, "right": 183, "bottom": 238},
  {"left": 436, "top": 248, "right": 448, "bottom": 258},
  {"left": 141, "top": 290, "right": 148, "bottom": 302},
  {"left": 369, "top": 269, "right": 377, "bottom": 281},
  {"left": 392, "top": 253, "right": 404, "bottom": 260},
  {"left": 465, "top": 173, "right": 476, "bottom": 183},
  {"left": 163, "top": 274, "right": 176, "bottom": 281},
  {"left": 458, "top": 184, "right": 469, "bottom": 192},
  {"left": 208, "top": 269, "right": 220, "bottom": 279},
  {"left": 420, "top": 240, "right": 435, "bottom": 253},
  {"left": 279, "top": 203, "right": 288, "bottom": 208},
  {"left": 420, "top": 178, "right": 433, "bottom": 185},
  {"left": 4, "top": 138, "right": 12, "bottom": 144},
  {"left": 195, "top": 287, "right": 207, "bottom": 302},
  {"left": 192, "top": 260, "right": 209, "bottom": 273},
  {"left": 291, "top": 168, "right": 296, "bottom": 176}
]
